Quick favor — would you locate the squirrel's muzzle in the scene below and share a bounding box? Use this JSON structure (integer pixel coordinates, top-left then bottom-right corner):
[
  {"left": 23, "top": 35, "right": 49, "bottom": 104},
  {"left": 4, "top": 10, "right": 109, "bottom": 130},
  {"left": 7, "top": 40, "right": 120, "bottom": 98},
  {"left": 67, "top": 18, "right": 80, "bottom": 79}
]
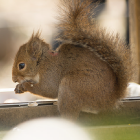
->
[{"left": 12, "top": 76, "right": 18, "bottom": 83}]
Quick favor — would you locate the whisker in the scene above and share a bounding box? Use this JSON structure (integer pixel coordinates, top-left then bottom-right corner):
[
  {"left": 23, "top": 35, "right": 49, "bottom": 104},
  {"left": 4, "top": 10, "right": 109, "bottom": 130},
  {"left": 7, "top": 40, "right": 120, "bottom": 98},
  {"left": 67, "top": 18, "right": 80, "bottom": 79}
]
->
[{"left": 8, "top": 56, "right": 15, "bottom": 62}]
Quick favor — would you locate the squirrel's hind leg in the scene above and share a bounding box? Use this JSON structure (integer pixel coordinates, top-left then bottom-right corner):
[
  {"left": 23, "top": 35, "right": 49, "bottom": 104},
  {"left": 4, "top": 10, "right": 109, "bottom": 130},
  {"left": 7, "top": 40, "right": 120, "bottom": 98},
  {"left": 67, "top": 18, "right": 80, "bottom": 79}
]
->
[{"left": 58, "top": 77, "right": 82, "bottom": 120}]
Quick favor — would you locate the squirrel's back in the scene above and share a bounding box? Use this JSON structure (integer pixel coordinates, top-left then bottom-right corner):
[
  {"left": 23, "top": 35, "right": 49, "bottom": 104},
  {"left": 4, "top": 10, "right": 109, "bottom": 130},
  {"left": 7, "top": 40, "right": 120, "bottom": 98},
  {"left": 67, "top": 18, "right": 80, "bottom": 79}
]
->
[{"left": 56, "top": 0, "right": 132, "bottom": 100}]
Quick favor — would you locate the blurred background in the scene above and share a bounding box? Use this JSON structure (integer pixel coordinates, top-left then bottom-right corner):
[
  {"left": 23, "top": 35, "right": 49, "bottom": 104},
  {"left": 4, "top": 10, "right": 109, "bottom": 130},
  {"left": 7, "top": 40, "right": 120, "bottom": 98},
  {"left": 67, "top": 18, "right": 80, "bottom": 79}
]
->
[{"left": 0, "top": 0, "right": 129, "bottom": 103}]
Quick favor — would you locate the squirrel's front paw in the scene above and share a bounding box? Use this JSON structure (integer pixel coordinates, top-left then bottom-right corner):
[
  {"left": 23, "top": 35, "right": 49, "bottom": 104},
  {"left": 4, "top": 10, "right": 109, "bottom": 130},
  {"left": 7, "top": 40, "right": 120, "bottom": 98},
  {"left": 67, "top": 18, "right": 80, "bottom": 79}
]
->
[{"left": 14, "top": 84, "right": 27, "bottom": 94}]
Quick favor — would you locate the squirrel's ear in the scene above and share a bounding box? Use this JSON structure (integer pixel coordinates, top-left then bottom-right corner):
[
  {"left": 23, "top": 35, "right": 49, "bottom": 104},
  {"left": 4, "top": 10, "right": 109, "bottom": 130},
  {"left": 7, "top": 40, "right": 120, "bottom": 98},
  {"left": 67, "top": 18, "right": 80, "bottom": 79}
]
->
[{"left": 26, "top": 33, "right": 42, "bottom": 59}]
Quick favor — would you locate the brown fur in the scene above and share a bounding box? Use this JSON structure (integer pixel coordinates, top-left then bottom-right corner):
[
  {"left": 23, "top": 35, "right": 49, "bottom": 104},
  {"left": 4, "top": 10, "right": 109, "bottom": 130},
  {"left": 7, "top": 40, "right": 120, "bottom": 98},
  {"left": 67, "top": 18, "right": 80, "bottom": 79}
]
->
[{"left": 12, "top": 0, "right": 132, "bottom": 120}]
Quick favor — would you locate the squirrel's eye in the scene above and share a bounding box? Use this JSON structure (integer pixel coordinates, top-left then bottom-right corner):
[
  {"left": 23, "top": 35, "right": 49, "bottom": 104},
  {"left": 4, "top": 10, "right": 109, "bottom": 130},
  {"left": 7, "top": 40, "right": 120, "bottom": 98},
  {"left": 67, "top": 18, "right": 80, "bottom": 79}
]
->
[{"left": 19, "top": 63, "right": 25, "bottom": 70}]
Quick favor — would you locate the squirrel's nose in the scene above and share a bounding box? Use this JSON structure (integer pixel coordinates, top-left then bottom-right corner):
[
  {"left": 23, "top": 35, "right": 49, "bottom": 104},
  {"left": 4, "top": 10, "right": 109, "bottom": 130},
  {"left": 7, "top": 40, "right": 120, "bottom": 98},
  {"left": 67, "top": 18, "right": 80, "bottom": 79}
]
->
[{"left": 12, "top": 76, "right": 18, "bottom": 83}]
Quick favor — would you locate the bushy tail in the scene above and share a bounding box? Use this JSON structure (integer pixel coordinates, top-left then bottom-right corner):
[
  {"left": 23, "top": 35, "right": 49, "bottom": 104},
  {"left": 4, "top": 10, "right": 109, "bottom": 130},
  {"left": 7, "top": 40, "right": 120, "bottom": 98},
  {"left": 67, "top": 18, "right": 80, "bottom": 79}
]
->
[{"left": 56, "top": 0, "right": 133, "bottom": 98}]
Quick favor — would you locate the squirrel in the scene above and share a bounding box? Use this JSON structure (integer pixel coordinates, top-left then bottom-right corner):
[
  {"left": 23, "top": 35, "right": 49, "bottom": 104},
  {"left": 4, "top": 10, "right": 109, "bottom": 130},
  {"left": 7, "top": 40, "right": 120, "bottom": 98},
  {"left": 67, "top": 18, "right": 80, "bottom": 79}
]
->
[{"left": 12, "top": 0, "right": 132, "bottom": 120}]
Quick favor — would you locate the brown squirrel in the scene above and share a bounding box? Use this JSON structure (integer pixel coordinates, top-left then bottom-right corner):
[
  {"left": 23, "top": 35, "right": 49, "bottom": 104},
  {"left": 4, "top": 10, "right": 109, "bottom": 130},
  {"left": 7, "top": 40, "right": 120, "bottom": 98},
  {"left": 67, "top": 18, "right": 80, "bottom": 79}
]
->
[{"left": 12, "top": 0, "right": 132, "bottom": 120}]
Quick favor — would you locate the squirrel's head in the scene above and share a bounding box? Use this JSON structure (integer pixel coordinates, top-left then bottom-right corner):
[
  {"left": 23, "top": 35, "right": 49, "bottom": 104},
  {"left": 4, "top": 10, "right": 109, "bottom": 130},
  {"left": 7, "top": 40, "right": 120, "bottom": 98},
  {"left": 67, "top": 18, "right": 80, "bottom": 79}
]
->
[{"left": 12, "top": 31, "right": 49, "bottom": 84}]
